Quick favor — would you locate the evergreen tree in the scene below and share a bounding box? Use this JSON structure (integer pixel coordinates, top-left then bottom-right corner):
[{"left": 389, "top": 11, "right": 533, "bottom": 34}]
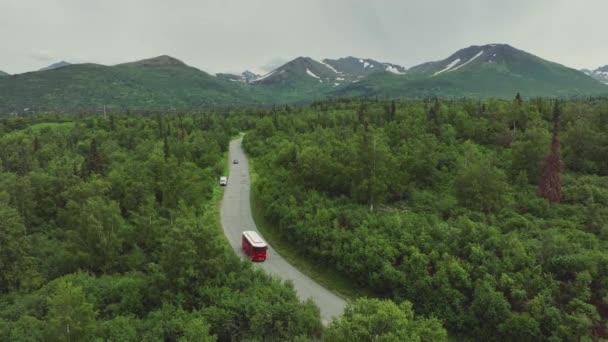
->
[
  {"left": 32, "top": 136, "right": 40, "bottom": 153},
  {"left": 515, "top": 92, "right": 523, "bottom": 106},
  {"left": 510, "top": 92, "right": 528, "bottom": 134},
  {"left": 352, "top": 104, "right": 388, "bottom": 210},
  {"left": 156, "top": 114, "right": 163, "bottom": 138},
  {"left": 85, "top": 138, "right": 104, "bottom": 175},
  {"left": 178, "top": 113, "right": 185, "bottom": 141},
  {"left": 428, "top": 97, "right": 442, "bottom": 136},
  {"left": 537, "top": 101, "right": 562, "bottom": 203},
  {"left": 109, "top": 114, "right": 115, "bottom": 131},
  {"left": 163, "top": 135, "right": 170, "bottom": 162}
]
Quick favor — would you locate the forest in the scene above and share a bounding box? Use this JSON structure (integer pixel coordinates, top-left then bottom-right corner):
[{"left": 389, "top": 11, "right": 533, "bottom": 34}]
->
[
  {"left": 244, "top": 96, "right": 608, "bottom": 341},
  {"left": 0, "top": 113, "right": 325, "bottom": 341},
  {"left": 2, "top": 95, "right": 607, "bottom": 341},
  {"left": 0, "top": 111, "right": 446, "bottom": 341}
]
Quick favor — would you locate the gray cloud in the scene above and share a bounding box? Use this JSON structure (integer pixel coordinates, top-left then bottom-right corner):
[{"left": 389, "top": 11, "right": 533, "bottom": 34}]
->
[
  {"left": 0, "top": 0, "right": 606, "bottom": 74},
  {"left": 28, "top": 49, "right": 57, "bottom": 62},
  {"left": 258, "top": 58, "right": 289, "bottom": 74}
]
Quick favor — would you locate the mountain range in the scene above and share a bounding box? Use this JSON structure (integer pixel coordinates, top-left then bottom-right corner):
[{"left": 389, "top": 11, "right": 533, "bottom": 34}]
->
[
  {"left": 334, "top": 44, "right": 606, "bottom": 98},
  {"left": 0, "top": 44, "right": 606, "bottom": 113},
  {"left": 0, "top": 70, "right": 8, "bottom": 77},
  {"left": 582, "top": 65, "right": 608, "bottom": 84},
  {"left": 216, "top": 70, "right": 260, "bottom": 83}
]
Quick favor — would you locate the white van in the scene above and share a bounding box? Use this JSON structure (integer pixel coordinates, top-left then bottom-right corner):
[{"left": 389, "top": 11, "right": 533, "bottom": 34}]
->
[{"left": 219, "top": 176, "right": 228, "bottom": 186}]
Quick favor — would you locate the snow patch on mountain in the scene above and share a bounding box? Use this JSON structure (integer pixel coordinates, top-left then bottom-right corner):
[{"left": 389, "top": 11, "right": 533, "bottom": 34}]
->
[
  {"left": 582, "top": 66, "right": 608, "bottom": 84},
  {"left": 320, "top": 61, "right": 338, "bottom": 73},
  {"left": 253, "top": 70, "right": 278, "bottom": 82},
  {"left": 433, "top": 58, "right": 461, "bottom": 76},
  {"left": 386, "top": 65, "right": 405, "bottom": 75},
  {"left": 306, "top": 68, "right": 320, "bottom": 79},
  {"left": 450, "top": 50, "right": 484, "bottom": 72}
]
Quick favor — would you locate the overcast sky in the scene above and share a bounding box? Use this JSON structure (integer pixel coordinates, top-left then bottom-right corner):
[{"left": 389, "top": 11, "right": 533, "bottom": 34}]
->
[{"left": 1, "top": 0, "right": 606, "bottom": 75}]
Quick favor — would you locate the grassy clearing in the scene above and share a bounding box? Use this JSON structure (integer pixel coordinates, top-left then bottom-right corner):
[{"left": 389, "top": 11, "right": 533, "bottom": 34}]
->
[{"left": 248, "top": 157, "right": 374, "bottom": 301}]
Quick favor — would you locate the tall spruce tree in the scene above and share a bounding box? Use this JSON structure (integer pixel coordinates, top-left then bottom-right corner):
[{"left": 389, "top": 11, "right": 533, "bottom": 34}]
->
[
  {"left": 537, "top": 101, "right": 562, "bottom": 203},
  {"left": 163, "top": 135, "right": 170, "bottom": 162},
  {"left": 515, "top": 92, "right": 523, "bottom": 106},
  {"left": 32, "top": 136, "right": 40, "bottom": 153},
  {"left": 428, "top": 97, "right": 441, "bottom": 136},
  {"left": 85, "top": 138, "right": 104, "bottom": 176}
]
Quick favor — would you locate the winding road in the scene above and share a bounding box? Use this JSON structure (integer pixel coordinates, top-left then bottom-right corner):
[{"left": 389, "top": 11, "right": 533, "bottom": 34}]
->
[{"left": 220, "top": 137, "right": 346, "bottom": 324}]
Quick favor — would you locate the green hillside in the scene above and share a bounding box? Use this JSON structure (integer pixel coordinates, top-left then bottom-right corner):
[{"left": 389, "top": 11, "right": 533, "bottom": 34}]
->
[
  {"left": 0, "top": 70, "right": 8, "bottom": 77},
  {"left": 0, "top": 56, "right": 258, "bottom": 113}
]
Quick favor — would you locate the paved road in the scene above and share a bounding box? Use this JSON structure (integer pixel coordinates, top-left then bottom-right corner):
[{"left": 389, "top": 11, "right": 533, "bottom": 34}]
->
[{"left": 220, "top": 137, "right": 346, "bottom": 324}]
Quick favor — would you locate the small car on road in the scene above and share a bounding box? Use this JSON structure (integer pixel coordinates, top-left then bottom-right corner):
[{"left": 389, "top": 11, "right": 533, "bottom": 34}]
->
[
  {"left": 233, "top": 159, "right": 239, "bottom": 164},
  {"left": 219, "top": 176, "right": 227, "bottom": 186}
]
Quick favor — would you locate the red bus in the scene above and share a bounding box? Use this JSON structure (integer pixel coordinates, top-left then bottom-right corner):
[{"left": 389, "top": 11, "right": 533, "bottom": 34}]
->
[{"left": 242, "top": 230, "right": 268, "bottom": 262}]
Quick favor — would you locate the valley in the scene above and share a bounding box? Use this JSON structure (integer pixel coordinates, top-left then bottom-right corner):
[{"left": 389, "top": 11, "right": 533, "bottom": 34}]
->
[{"left": 2, "top": 0, "right": 608, "bottom": 340}]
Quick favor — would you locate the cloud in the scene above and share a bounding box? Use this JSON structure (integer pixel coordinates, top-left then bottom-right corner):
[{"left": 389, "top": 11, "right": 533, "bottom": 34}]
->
[
  {"left": 1, "top": 0, "right": 607, "bottom": 74},
  {"left": 28, "top": 49, "right": 56, "bottom": 62},
  {"left": 259, "top": 58, "right": 289, "bottom": 74}
]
